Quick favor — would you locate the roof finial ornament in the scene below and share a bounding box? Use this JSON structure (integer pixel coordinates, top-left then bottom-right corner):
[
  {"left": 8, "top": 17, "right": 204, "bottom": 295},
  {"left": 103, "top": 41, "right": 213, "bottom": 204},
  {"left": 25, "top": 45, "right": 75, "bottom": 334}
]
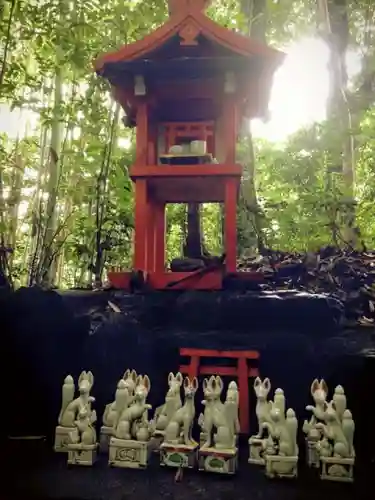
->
[{"left": 168, "top": 0, "right": 212, "bottom": 16}]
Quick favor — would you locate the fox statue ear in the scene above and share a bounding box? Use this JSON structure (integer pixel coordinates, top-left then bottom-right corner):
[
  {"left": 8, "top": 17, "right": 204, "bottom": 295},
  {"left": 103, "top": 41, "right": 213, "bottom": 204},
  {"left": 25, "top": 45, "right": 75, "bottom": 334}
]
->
[
  {"left": 311, "top": 379, "right": 320, "bottom": 396},
  {"left": 143, "top": 375, "right": 151, "bottom": 392},
  {"left": 320, "top": 379, "right": 328, "bottom": 396},
  {"left": 215, "top": 376, "right": 223, "bottom": 391},
  {"left": 78, "top": 371, "right": 87, "bottom": 386},
  {"left": 184, "top": 377, "right": 190, "bottom": 388},
  {"left": 176, "top": 372, "right": 183, "bottom": 384},
  {"left": 123, "top": 369, "right": 130, "bottom": 380},
  {"left": 263, "top": 378, "right": 271, "bottom": 392},
  {"left": 254, "top": 377, "right": 261, "bottom": 389}
]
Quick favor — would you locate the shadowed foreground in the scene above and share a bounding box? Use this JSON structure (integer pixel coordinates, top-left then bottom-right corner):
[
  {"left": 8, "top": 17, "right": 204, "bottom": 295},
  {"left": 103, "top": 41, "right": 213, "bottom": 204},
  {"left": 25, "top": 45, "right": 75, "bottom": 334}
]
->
[
  {"left": 1, "top": 287, "right": 374, "bottom": 499},
  {"left": 2, "top": 439, "right": 371, "bottom": 500}
]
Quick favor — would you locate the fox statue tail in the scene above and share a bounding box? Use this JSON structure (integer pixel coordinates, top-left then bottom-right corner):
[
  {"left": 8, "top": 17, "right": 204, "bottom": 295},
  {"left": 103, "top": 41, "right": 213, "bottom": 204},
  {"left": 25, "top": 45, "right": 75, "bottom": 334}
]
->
[
  {"left": 225, "top": 382, "right": 240, "bottom": 435},
  {"left": 58, "top": 375, "right": 75, "bottom": 425}
]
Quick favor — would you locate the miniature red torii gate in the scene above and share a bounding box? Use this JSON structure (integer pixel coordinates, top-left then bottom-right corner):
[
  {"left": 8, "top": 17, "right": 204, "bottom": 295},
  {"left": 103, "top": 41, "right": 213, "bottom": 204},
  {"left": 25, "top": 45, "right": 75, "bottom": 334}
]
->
[
  {"left": 94, "top": 0, "right": 284, "bottom": 290},
  {"left": 179, "top": 347, "right": 260, "bottom": 434}
]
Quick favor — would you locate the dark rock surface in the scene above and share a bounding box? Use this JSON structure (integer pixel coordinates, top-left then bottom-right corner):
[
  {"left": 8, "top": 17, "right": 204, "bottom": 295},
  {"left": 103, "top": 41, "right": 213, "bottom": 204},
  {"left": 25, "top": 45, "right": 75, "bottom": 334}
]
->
[
  {"left": 1, "top": 286, "right": 375, "bottom": 472},
  {"left": 3, "top": 439, "right": 372, "bottom": 500}
]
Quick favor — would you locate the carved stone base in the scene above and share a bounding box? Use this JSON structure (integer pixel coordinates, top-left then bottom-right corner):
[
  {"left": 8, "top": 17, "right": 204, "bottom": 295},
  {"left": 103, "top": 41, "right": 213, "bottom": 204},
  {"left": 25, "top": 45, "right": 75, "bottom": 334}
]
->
[
  {"left": 108, "top": 437, "right": 152, "bottom": 469},
  {"left": 248, "top": 436, "right": 266, "bottom": 465},
  {"left": 67, "top": 443, "right": 97, "bottom": 466},
  {"left": 265, "top": 454, "right": 298, "bottom": 479},
  {"left": 320, "top": 456, "right": 355, "bottom": 482},
  {"left": 160, "top": 442, "right": 198, "bottom": 468},
  {"left": 198, "top": 447, "right": 238, "bottom": 474},
  {"left": 54, "top": 426, "right": 75, "bottom": 452},
  {"left": 305, "top": 437, "right": 320, "bottom": 468},
  {"left": 99, "top": 426, "right": 113, "bottom": 453}
]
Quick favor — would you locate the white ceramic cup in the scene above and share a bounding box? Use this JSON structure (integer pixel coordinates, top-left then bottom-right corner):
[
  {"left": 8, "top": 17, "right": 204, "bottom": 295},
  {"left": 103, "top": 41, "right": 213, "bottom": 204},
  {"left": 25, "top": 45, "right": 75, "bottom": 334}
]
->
[{"left": 190, "top": 140, "right": 207, "bottom": 155}]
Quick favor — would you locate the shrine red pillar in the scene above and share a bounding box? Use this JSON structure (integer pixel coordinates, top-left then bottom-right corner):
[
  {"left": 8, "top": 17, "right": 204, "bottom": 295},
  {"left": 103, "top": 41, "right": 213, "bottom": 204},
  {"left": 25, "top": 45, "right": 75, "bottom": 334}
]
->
[
  {"left": 146, "top": 199, "right": 155, "bottom": 272},
  {"left": 135, "top": 100, "right": 148, "bottom": 165},
  {"left": 223, "top": 96, "right": 237, "bottom": 272},
  {"left": 154, "top": 202, "right": 166, "bottom": 273},
  {"left": 224, "top": 178, "right": 237, "bottom": 273},
  {"left": 147, "top": 120, "right": 157, "bottom": 166},
  {"left": 134, "top": 179, "right": 148, "bottom": 270},
  {"left": 133, "top": 99, "right": 150, "bottom": 271},
  {"left": 224, "top": 97, "right": 237, "bottom": 164}
]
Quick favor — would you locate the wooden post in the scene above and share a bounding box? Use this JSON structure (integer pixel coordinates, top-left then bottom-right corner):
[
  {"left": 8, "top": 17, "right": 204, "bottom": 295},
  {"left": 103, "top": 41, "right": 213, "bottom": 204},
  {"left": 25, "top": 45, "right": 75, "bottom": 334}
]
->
[
  {"left": 224, "top": 177, "right": 237, "bottom": 272},
  {"left": 135, "top": 100, "right": 148, "bottom": 165},
  {"left": 154, "top": 202, "right": 166, "bottom": 273},
  {"left": 134, "top": 179, "right": 148, "bottom": 270},
  {"left": 146, "top": 198, "right": 155, "bottom": 272},
  {"left": 147, "top": 120, "right": 157, "bottom": 165},
  {"left": 223, "top": 97, "right": 237, "bottom": 164}
]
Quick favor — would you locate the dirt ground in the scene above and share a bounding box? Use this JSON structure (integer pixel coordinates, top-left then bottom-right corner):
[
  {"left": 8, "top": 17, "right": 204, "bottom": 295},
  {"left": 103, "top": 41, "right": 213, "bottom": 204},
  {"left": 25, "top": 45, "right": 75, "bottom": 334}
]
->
[{"left": 2, "top": 441, "right": 371, "bottom": 500}]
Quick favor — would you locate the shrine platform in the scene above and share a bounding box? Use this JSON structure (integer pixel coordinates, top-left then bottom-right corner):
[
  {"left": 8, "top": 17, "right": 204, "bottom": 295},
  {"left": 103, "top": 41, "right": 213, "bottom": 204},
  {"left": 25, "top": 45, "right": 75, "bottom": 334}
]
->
[{"left": 107, "top": 269, "right": 264, "bottom": 290}]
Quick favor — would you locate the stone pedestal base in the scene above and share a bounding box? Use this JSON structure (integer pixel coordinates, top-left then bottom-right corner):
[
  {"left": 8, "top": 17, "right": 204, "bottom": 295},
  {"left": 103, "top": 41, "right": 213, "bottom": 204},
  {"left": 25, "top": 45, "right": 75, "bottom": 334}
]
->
[
  {"left": 67, "top": 443, "right": 97, "bottom": 466},
  {"left": 265, "top": 455, "right": 298, "bottom": 479},
  {"left": 248, "top": 436, "right": 266, "bottom": 465},
  {"left": 305, "top": 438, "right": 320, "bottom": 468},
  {"left": 99, "top": 426, "right": 113, "bottom": 453},
  {"left": 54, "top": 426, "right": 75, "bottom": 452},
  {"left": 198, "top": 447, "right": 238, "bottom": 474},
  {"left": 320, "top": 456, "right": 354, "bottom": 482},
  {"left": 160, "top": 442, "right": 198, "bottom": 468},
  {"left": 109, "top": 438, "right": 152, "bottom": 469}
]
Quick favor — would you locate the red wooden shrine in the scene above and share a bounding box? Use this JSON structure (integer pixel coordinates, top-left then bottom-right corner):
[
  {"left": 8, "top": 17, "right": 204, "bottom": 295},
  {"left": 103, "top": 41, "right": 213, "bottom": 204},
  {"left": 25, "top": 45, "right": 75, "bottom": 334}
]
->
[{"left": 94, "top": 0, "right": 284, "bottom": 290}]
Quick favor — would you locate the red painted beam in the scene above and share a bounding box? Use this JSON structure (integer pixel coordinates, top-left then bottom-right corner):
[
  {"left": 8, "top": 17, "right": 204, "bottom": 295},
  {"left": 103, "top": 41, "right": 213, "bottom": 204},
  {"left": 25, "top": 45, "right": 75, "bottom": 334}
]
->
[{"left": 179, "top": 348, "right": 259, "bottom": 359}]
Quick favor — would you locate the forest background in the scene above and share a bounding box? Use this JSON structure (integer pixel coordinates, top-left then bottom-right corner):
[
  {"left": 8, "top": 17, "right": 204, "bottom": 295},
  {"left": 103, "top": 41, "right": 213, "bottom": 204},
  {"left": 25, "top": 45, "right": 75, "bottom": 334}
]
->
[{"left": 0, "top": 0, "right": 374, "bottom": 289}]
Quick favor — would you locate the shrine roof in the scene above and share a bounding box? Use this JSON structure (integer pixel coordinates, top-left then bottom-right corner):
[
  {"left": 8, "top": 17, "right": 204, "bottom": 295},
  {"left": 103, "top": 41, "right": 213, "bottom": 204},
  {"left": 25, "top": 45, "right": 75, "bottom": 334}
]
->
[{"left": 93, "top": 9, "right": 284, "bottom": 74}]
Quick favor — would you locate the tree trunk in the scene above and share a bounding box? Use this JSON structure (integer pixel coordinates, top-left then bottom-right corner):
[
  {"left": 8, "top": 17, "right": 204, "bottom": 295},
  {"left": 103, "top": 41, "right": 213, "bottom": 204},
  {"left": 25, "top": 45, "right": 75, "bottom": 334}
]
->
[
  {"left": 0, "top": 162, "right": 10, "bottom": 288},
  {"left": 41, "top": 67, "right": 63, "bottom": 286},
  {"left": 0, "top": 0, "right": 17, "bottom": 288},
  {"left": 93, "top": 102, "right": 120, "bottom": 288},
  {"left": 0, "top": 0, "right": 17, "bottom": 89},
  {"left": 240, "top": 0, "right": 267, "bottom": 253},
  {"left": 183, "top": 203, "right": 206, "bottom": 259},
  {"left": 7, "top": 151, "right": 25, "bottom": 265},
  {"left": 28, "top": 108, "right": 49, "bottom": 286},
  {"left": 317, "top": 0, "right": 357, "bottom": 246},
  {"left": 241, "top": 0, "right": 266, "bottom": 42}
]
